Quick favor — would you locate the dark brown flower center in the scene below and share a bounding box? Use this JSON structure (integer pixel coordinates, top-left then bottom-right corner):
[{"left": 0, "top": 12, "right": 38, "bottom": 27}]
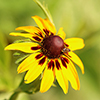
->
[{"left": 41, "top": 35, "right": 64, "bottom": 58}]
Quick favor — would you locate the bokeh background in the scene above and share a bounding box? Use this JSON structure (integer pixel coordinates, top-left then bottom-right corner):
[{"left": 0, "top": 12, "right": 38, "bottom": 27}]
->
[{"left": 0, "top": 0, "right": 100, "bottom": 100}]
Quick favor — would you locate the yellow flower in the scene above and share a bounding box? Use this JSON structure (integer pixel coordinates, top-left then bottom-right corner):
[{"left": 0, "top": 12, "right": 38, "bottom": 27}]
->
[{"left": 5, "top": 16, "right": 85, "bottom": 94}]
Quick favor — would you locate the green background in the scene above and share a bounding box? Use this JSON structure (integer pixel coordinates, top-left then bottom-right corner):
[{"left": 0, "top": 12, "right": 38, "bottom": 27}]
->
[{"left": 0, "top": 0, "right": 100, "bottom": 100}]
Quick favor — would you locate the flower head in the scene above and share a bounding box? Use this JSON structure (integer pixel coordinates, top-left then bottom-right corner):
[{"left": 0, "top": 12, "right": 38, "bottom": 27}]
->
[{"left": 5, "top": 15, "right": 85, "bottom": 94}]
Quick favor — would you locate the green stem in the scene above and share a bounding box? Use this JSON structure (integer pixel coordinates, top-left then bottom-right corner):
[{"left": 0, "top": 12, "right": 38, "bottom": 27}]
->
[
  {"left": 8, "top": 74, "right": 41, "bottom": 100},
  {"left": 33, "top": 0, "right": 54, "bottom": 26},
  {"left": 9, "top": 91, "right": 20, "bottom": 100},
  {"left": 9, "top": 76, "right": 24, "bottom": 100}
]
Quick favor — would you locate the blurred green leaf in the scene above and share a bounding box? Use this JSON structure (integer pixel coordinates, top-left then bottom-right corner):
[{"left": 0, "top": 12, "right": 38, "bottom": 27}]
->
[
  {"left": 0, "top": 33, "right": 10, "bottom": 66},
  {"left": 0, "top": 32, "right": 12, "bottom": 91}
]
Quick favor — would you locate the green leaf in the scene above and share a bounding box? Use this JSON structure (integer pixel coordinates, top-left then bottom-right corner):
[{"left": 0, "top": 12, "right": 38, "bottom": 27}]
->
[
  {"left": 14, "top": 39, "right": 31, "bottom": 43},
  {"left": 15, "top": 54, "right": 30, "bottom": 64},
  {"left": 13, "top": 52, "right": 21, "bottom": 56}
]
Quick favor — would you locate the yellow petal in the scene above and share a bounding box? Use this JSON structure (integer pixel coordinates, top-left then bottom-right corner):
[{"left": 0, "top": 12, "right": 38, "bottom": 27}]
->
[
  {"left": 68, "top": 51, "right": 84, "bottom": 74},
  {"left": 64, "top": 38, "right": 85, "bottom": 51},
  {"left": 4, "top": 42, "right": 40, "bottom": 53},
  {"left": 10, "top": 32, "right": 33, "bottom": 39},
  {"left": 57, "top": 27, "right": 66, "bottom": 40},
  {"left": 60, "top": 57, "right": 80, "bottom": 90},
  {"left": 55, "top": 62, "right": 68, "bottom": 94},
  {"left": 16, "top": 26, "right": 42, "bottom": 34},
  {"left": 40, "top": 66, "right": 54, "bottom": 93},
  {"left": 45, "top": 19, "right": 56, "bottom": 34},
  {"left": 32, "top": 16, "right": 56, "bottom": 34},
  {"left": 24, "top": 56, "right": 47, "bottom": 84},
  {"left": 17, "top": 53, "right": 39, "bottom": 73},
  {"left": 10, "top": 32, "right": 43, "bottom": 42}
]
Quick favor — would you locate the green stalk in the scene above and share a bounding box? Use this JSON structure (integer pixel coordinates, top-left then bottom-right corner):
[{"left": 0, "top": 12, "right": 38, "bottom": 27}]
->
[
  {"left": 9, "top": 79, "right": 23, "bottom": 100},
  {"left": 8, "top": 74, "right": 41, "bottom": 100},
  {"left": 33, "top": 0, "right": 55, "bottom": 26},
  {"left": 9, "top": 92, "right": 21, "bottom": 100}
]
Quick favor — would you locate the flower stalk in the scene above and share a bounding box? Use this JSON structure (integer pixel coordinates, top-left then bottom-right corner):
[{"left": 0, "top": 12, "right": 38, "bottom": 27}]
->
[
  {"left": 9, "top": 74, "right": 41, "bottom": 100},
  {"left": 9, "top": 91, "right": 21, "bottom": 100},
  {"left": 33, "top": 0, "right": 54, "bottom": 26}
]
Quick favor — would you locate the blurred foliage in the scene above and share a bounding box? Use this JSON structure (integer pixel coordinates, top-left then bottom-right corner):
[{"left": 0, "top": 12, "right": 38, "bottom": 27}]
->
[{"left": 0, "top": 0, "right": 100, "bottom": 100}]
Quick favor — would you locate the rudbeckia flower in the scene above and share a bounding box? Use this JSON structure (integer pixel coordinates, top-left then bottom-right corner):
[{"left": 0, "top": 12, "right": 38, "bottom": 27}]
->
[{"left": 5, "top": 16, "right": 85, "bottom": 94}]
